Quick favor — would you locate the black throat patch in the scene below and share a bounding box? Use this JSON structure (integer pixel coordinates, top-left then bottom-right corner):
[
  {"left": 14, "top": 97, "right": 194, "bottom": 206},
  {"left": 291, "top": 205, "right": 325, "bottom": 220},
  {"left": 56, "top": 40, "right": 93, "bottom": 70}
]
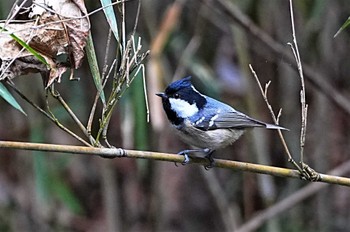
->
[
  {"left": 163, "top": 87, "right": 206, "bottom": 125},
  {"left": 159, "top": 77, "right": 207, "bottom": 126},
  {"left": 162, "top": 97, "right": 184, "bottom": 125}
]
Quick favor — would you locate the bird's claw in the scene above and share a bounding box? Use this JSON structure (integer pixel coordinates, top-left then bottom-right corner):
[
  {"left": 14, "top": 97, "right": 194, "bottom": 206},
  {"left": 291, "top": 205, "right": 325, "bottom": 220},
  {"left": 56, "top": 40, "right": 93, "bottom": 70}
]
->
[
  {"left": 204, "top": 163, "right": 214, "bottom": 170},
  {"left": 175, "top": 149, "right": 215, "bottom": 169},
  {"left": 182, "top": 153, "right": 190, "bottom": 165},
  {"left": 175, "top": 151, "right": 191, "bottom": 167},
  {"left": 204, "top": 153, "right": 215, "bottom": 170}
]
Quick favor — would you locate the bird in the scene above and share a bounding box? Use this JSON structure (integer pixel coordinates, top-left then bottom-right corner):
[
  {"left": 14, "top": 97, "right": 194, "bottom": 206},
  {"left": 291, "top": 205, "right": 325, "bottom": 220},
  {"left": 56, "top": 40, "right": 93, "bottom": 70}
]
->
[{"left": 156, "top": 76, "right": 287, "bottom": 169}]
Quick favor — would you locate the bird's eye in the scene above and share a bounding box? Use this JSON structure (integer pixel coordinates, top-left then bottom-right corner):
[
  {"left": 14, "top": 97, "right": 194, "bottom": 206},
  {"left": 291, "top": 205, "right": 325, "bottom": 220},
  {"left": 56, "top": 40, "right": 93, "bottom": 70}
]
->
[{"left": 174, "top": 93, "right": 180, "bottom": 99}]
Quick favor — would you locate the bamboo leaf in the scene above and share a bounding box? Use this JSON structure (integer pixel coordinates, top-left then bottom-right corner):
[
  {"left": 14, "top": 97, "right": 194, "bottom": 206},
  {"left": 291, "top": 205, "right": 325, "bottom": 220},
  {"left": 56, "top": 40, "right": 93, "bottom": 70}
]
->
[
  {"left": 334, "top": 16, "right": 350, "bottom": 38},
  {"left": 100, "top": 0, "right": 120, "bottom": 42},
  {"left": 0, "top": 82, "right": 26, "bottom": 115},
  {"left": 131, "top": 74, "right": 148, "bottom": 150},
  {"left": 0, "top": 26, "right": 48, "bottom": 65},
  {"left": 86, "top": 32, "right": 106, "bottom": 104}
]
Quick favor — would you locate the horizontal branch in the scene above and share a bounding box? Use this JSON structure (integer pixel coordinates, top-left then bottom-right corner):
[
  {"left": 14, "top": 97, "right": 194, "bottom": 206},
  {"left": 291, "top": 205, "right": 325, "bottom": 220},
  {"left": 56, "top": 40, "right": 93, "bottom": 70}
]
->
[{"left": 0, "top": 141, "right": 349, "bottom": 187}]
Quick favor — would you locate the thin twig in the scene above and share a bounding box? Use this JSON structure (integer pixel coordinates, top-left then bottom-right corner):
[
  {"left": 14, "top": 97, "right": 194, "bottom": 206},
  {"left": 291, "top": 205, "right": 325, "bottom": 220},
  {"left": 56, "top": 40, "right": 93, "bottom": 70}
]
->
[
  {"left": 122, "top": 1, "right": 126, "bottom": 51},
  {"left": 6, "top": 81, "right": 92, "bottom": 147},
  {"left": 97, "top": 37, "right": 148, "bottom": 143},
  {"left": 87, "top": 59, "right": 117, "bottom": 143},
  {"left": 132, "top": 0, "right": 142, "bottom": 35},
  {"left": 4, "top": 0, "right": 29, "bottom": 28},
  {"left": 288, "top": 0, "right": 316, "bottom": 181},
  {"left": 131, "top": 36, "right": 150, "bottom": 122},
  {"left": 0, "top": 17, "right": 40, "bottom": 80},
  {"left": 49, "top": 87, "right": 96, "bottom": 144},
  {"left": 1, "top": 0, "right": 130, "bottom": 36},
  {"left": 6, "top": 80, "right": 51, "bottom": 119},
  {"left": 289, "top": 0, "right": 307, "bottom": 164},
  {"left": 140, "top": 64, "right": 150, "bottom": 122},
  {"left": 101, "top": 29, "right": 113, "bottom": 87},
  {"left": 249, "top": 64, "right": 303, "bottom": 174},
  {"left": 209, "top": 0, "right": 350, "bottom": 116},
  {"left": 86, "top": 27, "right": 115, "bottom": 144}
]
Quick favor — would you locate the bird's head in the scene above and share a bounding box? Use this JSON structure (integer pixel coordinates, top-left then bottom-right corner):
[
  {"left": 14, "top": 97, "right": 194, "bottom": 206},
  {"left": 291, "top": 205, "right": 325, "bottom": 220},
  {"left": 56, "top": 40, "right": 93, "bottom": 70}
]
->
[{"left": 156, "top": 76, "right": 206, "bottom": 125}]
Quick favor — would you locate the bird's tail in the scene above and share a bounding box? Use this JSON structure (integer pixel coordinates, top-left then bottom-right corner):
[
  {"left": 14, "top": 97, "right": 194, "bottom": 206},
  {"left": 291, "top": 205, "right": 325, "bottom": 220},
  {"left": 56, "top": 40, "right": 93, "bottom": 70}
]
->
[{"left": 265, "top": 123, "right": 289, "bottom": 131}]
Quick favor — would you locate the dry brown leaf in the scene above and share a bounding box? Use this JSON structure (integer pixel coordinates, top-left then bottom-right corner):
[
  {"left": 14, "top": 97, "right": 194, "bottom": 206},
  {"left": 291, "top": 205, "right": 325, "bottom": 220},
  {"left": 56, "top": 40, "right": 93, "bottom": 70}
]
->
[{"left": 0, "top": 0, "right": 90, "bottom": 87}]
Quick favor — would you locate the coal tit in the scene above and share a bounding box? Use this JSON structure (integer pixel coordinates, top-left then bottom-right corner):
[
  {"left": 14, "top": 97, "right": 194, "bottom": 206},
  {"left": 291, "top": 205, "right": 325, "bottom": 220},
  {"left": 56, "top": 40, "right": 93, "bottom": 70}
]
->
[{"left": 156, "top": 76, "right": 286, "bottom": 168}]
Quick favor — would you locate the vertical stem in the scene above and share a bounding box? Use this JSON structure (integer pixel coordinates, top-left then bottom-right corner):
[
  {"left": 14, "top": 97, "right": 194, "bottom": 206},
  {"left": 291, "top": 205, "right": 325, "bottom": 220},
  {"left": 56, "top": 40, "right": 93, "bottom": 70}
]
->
[
  {"left": 289, "top": 0, "right": 308, "bottom": 167},
  {"left": 249, "top": 65, "right": 303, "bottom": 174},
  {"left": 122, "top": 1, "right": 126, "bottom": 51}
]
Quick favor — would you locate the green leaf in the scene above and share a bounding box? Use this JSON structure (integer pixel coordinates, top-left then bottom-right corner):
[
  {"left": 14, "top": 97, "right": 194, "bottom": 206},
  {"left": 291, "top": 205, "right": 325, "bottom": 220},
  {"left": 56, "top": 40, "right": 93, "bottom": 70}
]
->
[
  {"left": 130, "top": 74, "right": 148, "bottom": 150},
  {"left": 334, "top": 16, "right": 350, "bottom": 38},
  {"left": 0, "top": 82, "right": 26, "bottom": 115},
  {"left": 0, "top": 26, "right": 48, "bottom": 66},
  {"left": 86, "top": 32, "right": 106, "bottom": 104},
  {"left": 100, "top": 0, "right": 120, "bottom": 42}
]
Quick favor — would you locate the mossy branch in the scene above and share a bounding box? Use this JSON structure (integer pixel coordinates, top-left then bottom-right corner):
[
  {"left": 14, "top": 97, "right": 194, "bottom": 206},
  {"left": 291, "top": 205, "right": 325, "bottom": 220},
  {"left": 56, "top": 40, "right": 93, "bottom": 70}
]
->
[{"left": 0, "top": 140, "right": 349, "bottom": 187}]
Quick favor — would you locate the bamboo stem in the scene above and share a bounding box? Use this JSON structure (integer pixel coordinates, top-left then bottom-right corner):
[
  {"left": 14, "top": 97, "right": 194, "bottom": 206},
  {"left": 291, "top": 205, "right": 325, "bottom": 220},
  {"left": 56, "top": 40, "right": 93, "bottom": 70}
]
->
[{"left": 0, "top": 141, "right": 349, "bottom": 187}]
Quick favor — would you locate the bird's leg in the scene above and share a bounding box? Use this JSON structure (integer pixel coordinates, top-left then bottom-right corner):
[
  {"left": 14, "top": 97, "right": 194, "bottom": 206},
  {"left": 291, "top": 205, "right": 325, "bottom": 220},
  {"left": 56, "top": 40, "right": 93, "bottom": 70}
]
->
[
  {"left": 177, "top": 148, "right": 210, "bottom": 166},
  {"left": 177, "top": 149, "right": 201, "bottom": 165},
  {"left": 204, "top": 149, "right": 215, "bottom": 170},
  {"left": 176, "top": 148, "right": 214, "bottom": 168}
]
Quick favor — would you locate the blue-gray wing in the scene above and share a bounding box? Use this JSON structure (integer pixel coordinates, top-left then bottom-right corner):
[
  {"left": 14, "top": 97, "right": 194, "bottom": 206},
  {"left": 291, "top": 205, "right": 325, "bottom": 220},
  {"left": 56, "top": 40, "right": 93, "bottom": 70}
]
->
[{"left": 192, "top": 110, "right": 266, "bottom": 131}]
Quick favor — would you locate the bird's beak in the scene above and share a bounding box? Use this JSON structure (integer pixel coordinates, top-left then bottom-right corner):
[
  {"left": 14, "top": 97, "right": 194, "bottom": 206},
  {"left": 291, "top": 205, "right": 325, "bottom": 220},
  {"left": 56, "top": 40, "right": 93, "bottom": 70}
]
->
[{"left": 156, "top": 92, "right": 166, "bottom": 98}]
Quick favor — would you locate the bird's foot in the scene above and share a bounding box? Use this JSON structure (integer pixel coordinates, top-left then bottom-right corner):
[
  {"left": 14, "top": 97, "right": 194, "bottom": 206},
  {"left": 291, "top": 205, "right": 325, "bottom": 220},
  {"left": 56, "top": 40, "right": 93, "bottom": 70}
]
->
[
  {"left": 204, "top": 150, "right": 215, "bottom": 170},
  {"left": 176, "top": 148, "right": 214, "bottom": 169},
  {"left": 176, "top": 150, "right": 193, "bottom": 166}
]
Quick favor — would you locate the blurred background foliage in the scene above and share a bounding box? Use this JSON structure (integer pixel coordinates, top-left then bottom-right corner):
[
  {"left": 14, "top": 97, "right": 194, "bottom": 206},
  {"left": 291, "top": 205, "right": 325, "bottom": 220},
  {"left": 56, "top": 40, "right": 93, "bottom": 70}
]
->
[{"left": 1, "top": 0, "right": 350, "bottom": 231}]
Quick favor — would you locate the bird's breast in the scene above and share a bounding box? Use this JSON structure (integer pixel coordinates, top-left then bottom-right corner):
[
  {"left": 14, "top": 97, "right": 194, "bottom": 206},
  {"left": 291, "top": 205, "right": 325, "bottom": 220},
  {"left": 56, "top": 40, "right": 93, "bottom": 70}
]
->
[{"left": 174, "top": 119, "right": 245, "bottom": 149}]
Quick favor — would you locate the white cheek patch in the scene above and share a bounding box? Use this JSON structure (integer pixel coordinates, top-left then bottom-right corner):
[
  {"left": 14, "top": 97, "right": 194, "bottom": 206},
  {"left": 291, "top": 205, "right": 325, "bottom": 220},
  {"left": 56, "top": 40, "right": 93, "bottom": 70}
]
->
[{"left": 169, "top": 98, "right": 199, "bottom": 118}]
